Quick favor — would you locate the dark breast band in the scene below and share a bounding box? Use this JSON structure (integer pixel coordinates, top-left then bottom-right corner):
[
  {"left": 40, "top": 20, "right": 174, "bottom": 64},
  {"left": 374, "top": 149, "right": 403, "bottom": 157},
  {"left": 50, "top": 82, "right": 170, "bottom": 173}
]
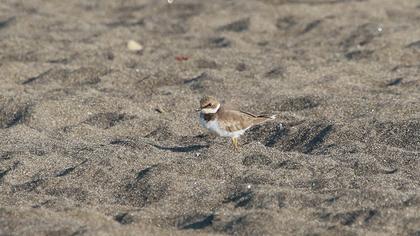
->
[{"left": 202, "top": 113, "right": 216, "bottom": 121}]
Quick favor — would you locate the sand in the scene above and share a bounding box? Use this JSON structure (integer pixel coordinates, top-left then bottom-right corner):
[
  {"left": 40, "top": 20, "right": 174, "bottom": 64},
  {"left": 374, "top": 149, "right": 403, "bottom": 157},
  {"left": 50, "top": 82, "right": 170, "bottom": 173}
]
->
[{"left": 0, "top": 0, "right": 419, "bottom": 235}]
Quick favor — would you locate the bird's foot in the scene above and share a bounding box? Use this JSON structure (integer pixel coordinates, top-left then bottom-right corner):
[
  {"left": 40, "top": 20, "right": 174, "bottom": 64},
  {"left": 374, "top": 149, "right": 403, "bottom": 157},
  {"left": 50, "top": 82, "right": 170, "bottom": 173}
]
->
[{"left": 231, "top": 137, "right": 240, "bottom": 152}]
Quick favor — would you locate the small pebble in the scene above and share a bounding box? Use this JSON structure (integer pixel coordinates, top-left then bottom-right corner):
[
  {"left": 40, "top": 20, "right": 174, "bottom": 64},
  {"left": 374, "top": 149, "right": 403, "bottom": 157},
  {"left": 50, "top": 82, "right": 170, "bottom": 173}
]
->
[
  {"left": 127, "top": 40, "right": 143, "bottom": 52},
  {"left": 155, "top": 107, "right": 165, "bottom": 113}
]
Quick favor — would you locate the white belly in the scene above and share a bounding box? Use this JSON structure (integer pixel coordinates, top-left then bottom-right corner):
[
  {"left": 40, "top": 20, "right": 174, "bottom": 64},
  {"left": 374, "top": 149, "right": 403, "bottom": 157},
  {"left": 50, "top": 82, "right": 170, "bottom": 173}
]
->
[{"left": 199, "top": 115, "right": 246, "bottom": 138}]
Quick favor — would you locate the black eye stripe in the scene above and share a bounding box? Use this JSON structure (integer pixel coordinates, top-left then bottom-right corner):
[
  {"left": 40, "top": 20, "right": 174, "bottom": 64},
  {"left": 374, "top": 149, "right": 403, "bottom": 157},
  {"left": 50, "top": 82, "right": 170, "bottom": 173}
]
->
[{"left": 203, "top": 104, "right": 212, "bottom": 108}]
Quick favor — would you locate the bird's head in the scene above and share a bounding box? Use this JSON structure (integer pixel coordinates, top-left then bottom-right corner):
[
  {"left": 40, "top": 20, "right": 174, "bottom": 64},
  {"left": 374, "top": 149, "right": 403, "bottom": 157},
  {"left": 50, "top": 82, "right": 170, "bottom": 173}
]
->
[{"left": 197, "top": 96, "right": 221, "bottom": 114}]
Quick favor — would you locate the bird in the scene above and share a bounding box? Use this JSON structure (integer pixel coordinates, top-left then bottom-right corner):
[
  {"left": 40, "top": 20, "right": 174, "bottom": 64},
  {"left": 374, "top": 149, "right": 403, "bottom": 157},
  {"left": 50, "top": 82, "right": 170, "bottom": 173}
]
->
[{"left": 197, "top": 96, "right": 276, "bottom": 151}]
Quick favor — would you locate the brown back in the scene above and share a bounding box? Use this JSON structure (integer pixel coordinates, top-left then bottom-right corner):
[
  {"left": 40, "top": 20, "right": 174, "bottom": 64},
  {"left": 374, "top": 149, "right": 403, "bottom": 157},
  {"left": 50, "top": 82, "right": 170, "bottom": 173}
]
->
[{"left": 216, "top": 106, "right": 273, "bottom": 132}]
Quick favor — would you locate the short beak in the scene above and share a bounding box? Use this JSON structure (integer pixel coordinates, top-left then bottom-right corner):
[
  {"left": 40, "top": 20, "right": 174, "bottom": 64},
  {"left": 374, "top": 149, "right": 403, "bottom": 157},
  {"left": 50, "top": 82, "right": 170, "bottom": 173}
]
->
[{"left": 195, "top": 108, "right": 201, "bottom": 112}]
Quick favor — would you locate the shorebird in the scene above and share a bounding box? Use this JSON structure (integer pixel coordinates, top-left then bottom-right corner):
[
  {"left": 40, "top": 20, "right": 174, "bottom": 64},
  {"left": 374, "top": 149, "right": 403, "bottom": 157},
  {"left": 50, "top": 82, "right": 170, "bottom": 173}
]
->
[{"left": 197, "top": 96, "right": 276, "bottom": 151}]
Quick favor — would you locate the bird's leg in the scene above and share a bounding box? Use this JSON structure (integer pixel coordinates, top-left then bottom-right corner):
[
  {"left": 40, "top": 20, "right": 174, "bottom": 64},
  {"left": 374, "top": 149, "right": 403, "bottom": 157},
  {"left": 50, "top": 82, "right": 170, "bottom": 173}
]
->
[{"left": 231, "top": 137, "right": 239, "bottom": 152}]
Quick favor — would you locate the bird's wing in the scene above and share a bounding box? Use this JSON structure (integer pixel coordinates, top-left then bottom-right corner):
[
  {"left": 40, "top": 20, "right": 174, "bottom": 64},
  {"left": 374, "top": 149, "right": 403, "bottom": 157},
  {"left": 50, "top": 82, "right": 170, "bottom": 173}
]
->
[
  {"left": 240, "top": 110, "right": 275, "bottom": 119},
  {"left": 239, "top": 110, "right": 258, "bottom": 118},
  {"left": 218, "top": 110, "right": 258, "bottom": 132}
]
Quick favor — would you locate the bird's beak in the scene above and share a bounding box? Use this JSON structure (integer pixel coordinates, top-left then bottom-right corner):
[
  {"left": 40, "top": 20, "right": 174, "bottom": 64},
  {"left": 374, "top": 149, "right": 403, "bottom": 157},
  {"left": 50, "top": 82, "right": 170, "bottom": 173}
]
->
[{"left": 195, "top": 108, "right": 201, "bottom": 112}]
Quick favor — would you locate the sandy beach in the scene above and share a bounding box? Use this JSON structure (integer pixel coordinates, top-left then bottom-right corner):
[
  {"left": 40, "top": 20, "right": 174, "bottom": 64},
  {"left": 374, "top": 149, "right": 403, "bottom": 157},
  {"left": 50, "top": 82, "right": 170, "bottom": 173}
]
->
[{"left": 0, "top": 0, "right": 419, "bottom": 235}]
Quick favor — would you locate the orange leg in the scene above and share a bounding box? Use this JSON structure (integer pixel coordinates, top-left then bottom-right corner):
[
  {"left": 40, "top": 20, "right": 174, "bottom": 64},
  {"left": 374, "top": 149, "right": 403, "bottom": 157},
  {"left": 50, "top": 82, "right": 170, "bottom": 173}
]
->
[{"left": 231, "top": 137, "right": 239, "bottom": 152}]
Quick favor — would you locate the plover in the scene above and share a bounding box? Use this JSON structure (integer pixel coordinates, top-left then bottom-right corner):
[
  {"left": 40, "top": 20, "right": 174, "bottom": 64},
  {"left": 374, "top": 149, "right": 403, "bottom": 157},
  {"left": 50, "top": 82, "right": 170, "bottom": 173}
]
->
[{"left": 197, "top": 96, "right": 276, "bottom": 151}]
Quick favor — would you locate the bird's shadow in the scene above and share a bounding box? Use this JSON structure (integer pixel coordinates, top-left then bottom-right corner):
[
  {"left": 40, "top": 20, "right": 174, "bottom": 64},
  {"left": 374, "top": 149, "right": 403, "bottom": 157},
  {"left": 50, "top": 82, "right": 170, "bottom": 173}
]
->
[
  {"left": 182, "top": 214, "right": 215, "bottom": 229},
  {"left": 149, "top": 143, "right": 209, "bottom": 153}
]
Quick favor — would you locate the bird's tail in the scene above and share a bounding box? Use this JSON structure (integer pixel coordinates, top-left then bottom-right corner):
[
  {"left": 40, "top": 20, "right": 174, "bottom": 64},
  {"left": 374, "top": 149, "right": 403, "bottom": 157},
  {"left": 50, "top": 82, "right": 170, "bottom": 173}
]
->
[{"left": 253, "top": 114, "right": 276, "bottom": 125}]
